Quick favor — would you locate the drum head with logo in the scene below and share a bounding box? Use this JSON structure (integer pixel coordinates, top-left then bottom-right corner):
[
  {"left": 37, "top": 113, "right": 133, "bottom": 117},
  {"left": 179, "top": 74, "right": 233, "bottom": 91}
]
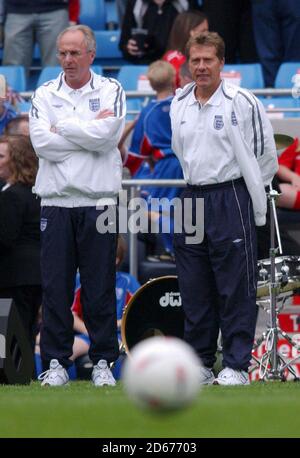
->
[{"left": 121, "top": 275, "right": 184, "bottom": 352}]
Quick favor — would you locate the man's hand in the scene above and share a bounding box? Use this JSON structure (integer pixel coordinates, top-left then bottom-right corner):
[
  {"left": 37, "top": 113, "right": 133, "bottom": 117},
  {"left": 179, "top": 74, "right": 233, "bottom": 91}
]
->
[
  {"left": 95, "top": 109, "right": 114, "bottom": 119},
  {"left": 49, "top": 109, "right": 114, "bottom": 135}
]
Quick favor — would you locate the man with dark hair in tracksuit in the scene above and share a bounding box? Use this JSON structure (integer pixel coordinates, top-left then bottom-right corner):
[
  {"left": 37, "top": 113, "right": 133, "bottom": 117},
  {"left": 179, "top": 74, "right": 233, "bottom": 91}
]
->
[{"left": 170, "top": 32, "right": 278, "bottom": 385}]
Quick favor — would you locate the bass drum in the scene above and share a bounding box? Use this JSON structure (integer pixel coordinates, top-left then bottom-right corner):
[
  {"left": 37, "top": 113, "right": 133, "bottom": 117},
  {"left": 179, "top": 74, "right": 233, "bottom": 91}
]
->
[{"left": 121, "top": 275, "right": 184, "bottom": 353}]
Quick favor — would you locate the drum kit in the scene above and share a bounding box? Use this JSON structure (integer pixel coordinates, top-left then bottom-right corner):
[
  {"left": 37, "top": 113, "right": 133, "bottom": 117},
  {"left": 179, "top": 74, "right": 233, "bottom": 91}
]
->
[{"left": 121, "top": 134, "right": 300, "bottom": 382}]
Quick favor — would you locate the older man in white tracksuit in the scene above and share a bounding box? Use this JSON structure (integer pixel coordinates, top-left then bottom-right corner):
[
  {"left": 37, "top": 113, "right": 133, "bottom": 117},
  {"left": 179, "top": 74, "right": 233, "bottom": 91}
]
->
[
  {"left": 29, "top": 25, "right": 126, "bottom": 386},
  {"left": 170, "top": 32, "right": 278, "bottom": 385}
]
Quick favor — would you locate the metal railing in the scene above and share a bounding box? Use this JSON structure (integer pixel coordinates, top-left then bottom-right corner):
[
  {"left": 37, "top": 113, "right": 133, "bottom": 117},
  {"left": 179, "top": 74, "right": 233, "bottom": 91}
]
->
[
  {"left": 19, "top": 87, "right": 299, "bottom": 101},
  {"left": 121, "top": 179, "right": 186, "bottom": 277}
]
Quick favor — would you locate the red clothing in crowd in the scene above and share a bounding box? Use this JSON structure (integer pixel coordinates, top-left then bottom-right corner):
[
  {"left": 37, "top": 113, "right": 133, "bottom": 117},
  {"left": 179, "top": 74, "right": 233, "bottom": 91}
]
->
[
  {"left": 278, "top": 138, "right": 300, "bottom": 174},
  {"left": 162, "top": 49, "right": 186, "bottom": 88}
]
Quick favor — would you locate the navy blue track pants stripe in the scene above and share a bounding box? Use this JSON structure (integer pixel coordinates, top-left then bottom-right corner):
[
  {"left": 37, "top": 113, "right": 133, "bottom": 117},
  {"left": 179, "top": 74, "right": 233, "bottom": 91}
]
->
[
  {"left": 40, "top": 206, "right": 119, "bottom": 368},
  {"left": 173, "top": 179, "right": 257, "bottom": 370}
]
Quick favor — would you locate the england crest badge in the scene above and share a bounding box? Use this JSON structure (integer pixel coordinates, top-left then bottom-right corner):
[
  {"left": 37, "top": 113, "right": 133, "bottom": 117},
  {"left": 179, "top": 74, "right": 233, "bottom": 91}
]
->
[
  {"left": 89, "top": 98, "right": 100, "bottom": 112},
  {"left": 214, "top": 115, "right": 224, "bottom": 130}
]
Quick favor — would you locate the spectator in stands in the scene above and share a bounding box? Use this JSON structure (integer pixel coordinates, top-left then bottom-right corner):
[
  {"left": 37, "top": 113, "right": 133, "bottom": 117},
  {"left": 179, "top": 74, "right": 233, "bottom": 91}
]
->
[
  {"left": 256, "top": 177, "right": 300, "bottom": 259},
  {"left": 0, "top": 135, "right": 41, "bottom": 353},
  {"left": 202, "top": 0, "right": 257, "bottom": 64},
  {"left": 2, "top": 0, "right": 69, "bottom": 73},
  {"left": 120, "top": 60, "right": 183, "bottom": 255},
  {"left": 0, "top": 85, "right": 18, "bottom": 190},
  {"left": 163, "top": 10, "right": 208, "bottom": 87},
  {"left": 251, "top": 0, "right": 300, "bottom": 87},
  {"left": 119, "top": 0, "right": 191, "bottom": 64},
  {"left": 30, "top": 25, "right": 126, "bottom": 387},
  {"left": 4, "top": 114, "right": 29, "bottom": 136},
  {"left": 120, "top": 60, "right": 181, "bottom": 188},
  {"left": 275, "top": 138, "right": 300, "bottom": 210},
  {"left": 0, "top": 98, "right": 16, "bottom": 134}
]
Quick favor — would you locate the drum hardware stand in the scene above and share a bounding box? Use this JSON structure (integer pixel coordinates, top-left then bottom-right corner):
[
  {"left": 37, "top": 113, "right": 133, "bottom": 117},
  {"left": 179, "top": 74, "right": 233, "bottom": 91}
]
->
[{"left": 252, "top": 186, "right": 300, "bottom": 381}]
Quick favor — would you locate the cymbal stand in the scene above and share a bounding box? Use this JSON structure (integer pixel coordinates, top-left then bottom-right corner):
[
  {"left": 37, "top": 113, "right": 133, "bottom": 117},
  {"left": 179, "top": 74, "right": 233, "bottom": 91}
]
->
[{"left": 252, "top": 186, "right": 300, "bottom": 381}]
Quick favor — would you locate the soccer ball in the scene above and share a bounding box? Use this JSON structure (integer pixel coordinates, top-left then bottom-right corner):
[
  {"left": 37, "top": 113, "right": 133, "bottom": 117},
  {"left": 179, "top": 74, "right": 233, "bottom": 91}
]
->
[{"left": 122, "top": 336, "right": 202, "bottom": 411}]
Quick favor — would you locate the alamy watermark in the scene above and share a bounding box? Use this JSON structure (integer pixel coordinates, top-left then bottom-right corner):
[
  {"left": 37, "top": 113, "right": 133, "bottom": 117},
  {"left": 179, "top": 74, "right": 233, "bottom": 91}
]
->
[{"left": 96, "top": 190, "right": 204, "bottom": 245}]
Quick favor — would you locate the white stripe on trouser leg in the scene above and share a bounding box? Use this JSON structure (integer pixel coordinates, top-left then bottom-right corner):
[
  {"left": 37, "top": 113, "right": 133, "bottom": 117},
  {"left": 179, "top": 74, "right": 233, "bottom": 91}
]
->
[{"left": 232, "top": 181, "right": 250, "bottom": 296}]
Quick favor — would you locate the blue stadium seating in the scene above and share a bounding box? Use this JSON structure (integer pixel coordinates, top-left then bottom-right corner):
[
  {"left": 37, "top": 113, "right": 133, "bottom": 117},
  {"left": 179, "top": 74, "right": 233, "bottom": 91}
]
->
[
  {"left": 17, "top": 101, "right": 32, "bottom": 113},
  {"left": 37, "top": 65, "right": 103, "bottom": 87},
  {"left": 79, "top": 0, "right": 107, "bottom": 30},
  {"left": 0, "top": 65, "right": 26, "bottom": 92},
  {"left": 222, "top": 63, "right": 265, "bottom": 89},
  {"left": 274, "top": 63, "right": 300, "bottom": 89},
  {"left": 94, "top": 30, "right": 123, "bottom": 60},
  {"left": 260, "top": 97, "right": 300, "bottom": 118}
]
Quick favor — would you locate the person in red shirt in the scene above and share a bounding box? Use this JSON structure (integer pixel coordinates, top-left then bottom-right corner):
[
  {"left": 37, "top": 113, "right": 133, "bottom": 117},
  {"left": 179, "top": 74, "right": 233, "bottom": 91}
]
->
[
  {"left": 162, "top": 10, "right": 208, "bottom": 87},
  {"left": 277, "top": 138, "right": 300, "bottom": 209}
]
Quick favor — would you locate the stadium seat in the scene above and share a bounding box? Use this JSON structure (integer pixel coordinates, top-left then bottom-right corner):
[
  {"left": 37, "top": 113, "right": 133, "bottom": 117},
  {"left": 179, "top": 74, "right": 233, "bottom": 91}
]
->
[
  {"left": 117, "top": 65, "right": 149, "bottom": 91},
  {"left": 0, "top": 65, "right": 26, "bottom": 92},
  {"left": 94, "top": 30, "right": 123, "bottom": 59},
  {"left": 260, "top": 97, "right": 300, "bottom": 118},
  {"left": 222, "top": 63, "right": 265, "bottom": 89},
  {"left": 79, "top": 0, "right": 106, "bottom": 30},
  {"left": 17, "top": 101, "right": 31, "bottom": 113},
  {"left": 117, "top": 65, "right": 152, "bottom": 120},
  {"left": 274, "top": 62, "right": 300, "bottom": 89},
  {"left": 36, "top": 65, "right": 103, "bottom": 87}
]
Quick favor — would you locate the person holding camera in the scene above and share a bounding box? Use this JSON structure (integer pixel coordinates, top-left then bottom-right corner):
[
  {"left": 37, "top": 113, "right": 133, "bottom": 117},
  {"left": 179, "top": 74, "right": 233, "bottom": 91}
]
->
[{"left": 119, "top": 0, "right": 191, "bottom": 63}]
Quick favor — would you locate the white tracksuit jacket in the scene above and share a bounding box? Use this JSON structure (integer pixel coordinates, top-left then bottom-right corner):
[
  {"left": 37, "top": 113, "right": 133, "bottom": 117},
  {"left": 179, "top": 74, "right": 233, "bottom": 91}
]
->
[
  {"left": 170, "top": 80, "right": 279, "bottom": 226},
  {"left": 29, "top": 70, "right": 126, "bottom": 207}
]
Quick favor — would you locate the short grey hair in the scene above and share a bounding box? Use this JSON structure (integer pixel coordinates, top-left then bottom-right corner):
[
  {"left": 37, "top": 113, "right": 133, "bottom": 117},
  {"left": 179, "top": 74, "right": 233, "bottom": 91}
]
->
[{"left": 56, "top": 25, "right": 96, "bottom": 53}]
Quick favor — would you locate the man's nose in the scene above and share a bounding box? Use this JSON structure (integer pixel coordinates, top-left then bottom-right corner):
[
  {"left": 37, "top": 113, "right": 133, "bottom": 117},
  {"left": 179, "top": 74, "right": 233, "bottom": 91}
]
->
[
  {"left": 65, "top": 52, "right": 73, "bottom": 62},
  {"left": 197, "top": 60, "right": 206, "bottom": 70}
]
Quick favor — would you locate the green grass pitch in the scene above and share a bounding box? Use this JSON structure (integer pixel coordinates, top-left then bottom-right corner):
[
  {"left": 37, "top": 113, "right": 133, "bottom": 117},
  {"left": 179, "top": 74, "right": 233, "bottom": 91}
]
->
[{"left": 0, "top": 381, "right": 300, "bottom": 438}]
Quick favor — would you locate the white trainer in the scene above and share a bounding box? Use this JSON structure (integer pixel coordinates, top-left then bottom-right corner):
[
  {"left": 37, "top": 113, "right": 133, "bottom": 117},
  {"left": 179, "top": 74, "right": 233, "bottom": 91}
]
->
[
  {"left": 199, "top": 366, "right": 215, "bottom": 385},
  {"left": 92, "top": 359, "right": 116, "bottom": 387},
  {"left": 38, "top": 359, "right": 69, "bottom": 386},
  {"left": 213, "top": 367, "right": 250, "bottom": 386}
]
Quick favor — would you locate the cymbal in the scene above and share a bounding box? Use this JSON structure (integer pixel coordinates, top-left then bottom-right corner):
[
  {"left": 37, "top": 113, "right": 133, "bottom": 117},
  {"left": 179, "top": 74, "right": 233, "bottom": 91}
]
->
[
  {"left": 274, "top": 133, "right": 294, "bottom": 150},
  {"left": 257, "top": 279, "right": 300, "bottom": 298}
]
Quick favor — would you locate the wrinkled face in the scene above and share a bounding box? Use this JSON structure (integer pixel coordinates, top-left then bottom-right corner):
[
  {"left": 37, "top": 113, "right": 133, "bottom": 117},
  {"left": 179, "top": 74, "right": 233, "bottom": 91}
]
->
[
  {"left": 188, "top": 44, "right": 224, "bottom": 93},
  {"left": 0, "top": 142, "right": 11, "bottom": 182},
  {"left": 57, "top": 30, "right": 95, "bottom": 89},
  {"left": 190, "top": 19, "right": 209, "bottom": 38}
]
